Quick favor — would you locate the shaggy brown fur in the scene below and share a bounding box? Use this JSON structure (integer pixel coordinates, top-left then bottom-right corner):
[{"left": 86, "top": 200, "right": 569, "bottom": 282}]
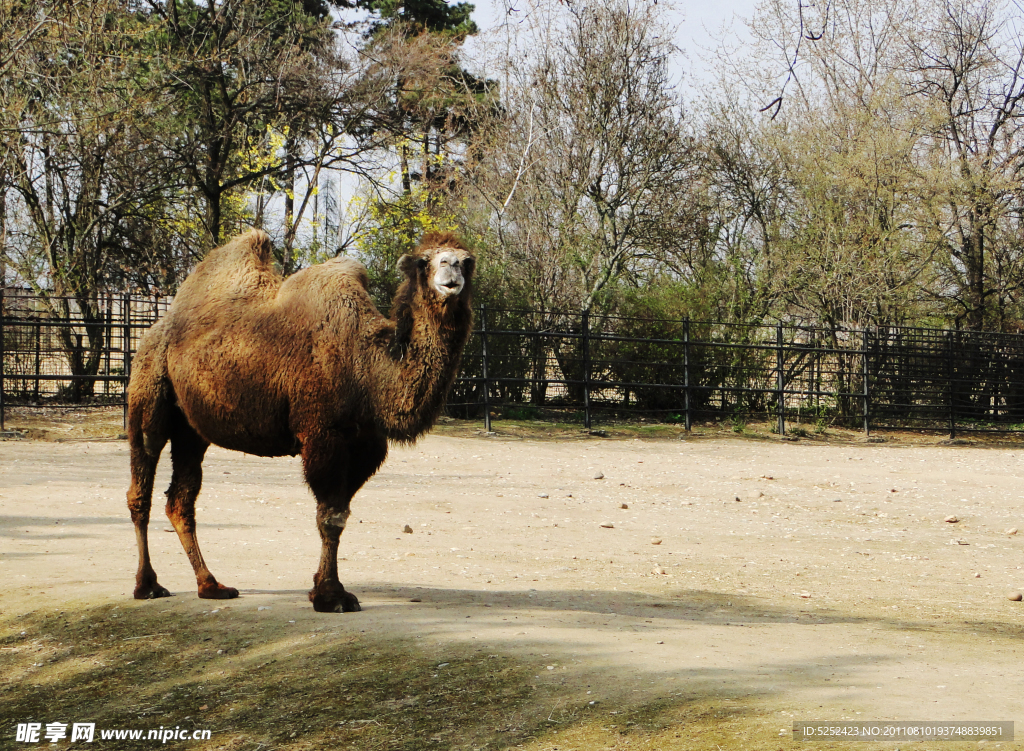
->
[{"left": 126, "top": 229, "right": 474, "bottom": 612}]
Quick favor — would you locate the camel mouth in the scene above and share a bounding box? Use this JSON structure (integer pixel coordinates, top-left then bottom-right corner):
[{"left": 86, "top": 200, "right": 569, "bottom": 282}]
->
[{"left": 432, "top": 276, "right": 464, "bottom": 298}]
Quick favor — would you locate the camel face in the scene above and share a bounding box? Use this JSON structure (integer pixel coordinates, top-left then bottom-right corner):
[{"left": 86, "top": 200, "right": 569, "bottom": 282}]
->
[{"left": 429, "top": 249, "right": 469, "bottom": 299}]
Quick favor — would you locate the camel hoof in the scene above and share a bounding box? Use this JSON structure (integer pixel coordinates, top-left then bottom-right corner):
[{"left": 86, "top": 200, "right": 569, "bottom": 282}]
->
[
  {"left": 198, "top": 584, "right": 239, "bottom": 600},
  {"left": 134, "top": 583, "right": 171, "bottom": 600},
  {"left": 309, "top": 588, "right": 361, "bottom": 613}
]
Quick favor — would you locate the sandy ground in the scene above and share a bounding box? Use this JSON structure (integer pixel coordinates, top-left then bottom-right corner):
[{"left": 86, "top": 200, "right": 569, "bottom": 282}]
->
[{"left": 2, "top": 424, "right": 1024, "bottom": 749}]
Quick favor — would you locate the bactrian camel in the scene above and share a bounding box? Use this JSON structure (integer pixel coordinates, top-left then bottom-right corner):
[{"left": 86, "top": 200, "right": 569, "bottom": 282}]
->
[{"left": 125, "top": 229, "right": 475, "bottom": 612}]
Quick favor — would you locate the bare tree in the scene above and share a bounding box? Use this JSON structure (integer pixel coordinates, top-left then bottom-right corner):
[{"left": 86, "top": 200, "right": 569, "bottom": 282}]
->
[
  {"left": 902, "top": 0, "right": 1024, "bottom": 330},
  {"left": 471, "top": 0, "right": 700, "bottom": 315},
  {"left": 0, "top": 0, "right": 181, "bottom": 394}
]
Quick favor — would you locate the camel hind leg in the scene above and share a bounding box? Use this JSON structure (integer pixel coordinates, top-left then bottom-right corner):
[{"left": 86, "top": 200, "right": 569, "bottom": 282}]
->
[
  {"left": 165, "top": 414, "right": 239, "bottom": 600},
  {"left": 127, "top": 373, "right": 171, "bottom": 599}
]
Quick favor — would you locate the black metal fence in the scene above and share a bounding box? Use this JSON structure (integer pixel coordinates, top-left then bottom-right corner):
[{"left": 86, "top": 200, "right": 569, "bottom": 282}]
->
[
  {"left": 446, "top": 307, "right": 1024, "bottom": 437},
  {"left": 0, "top": 290, "right": 170, "bottom": 430},
  {"left": 3, "top": 294, "right": 1024, "bottom": 436}
]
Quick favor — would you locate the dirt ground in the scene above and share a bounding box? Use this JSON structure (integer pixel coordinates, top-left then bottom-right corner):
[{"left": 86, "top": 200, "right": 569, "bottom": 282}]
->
[{"left": 2, "top": 408, "right": 1024, "bottom": 750}]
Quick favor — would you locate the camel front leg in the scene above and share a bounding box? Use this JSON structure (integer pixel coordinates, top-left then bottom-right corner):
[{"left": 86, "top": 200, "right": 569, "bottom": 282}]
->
[
  {"left": 301, "top": 426, "right": 386, "bottom": 613},
  {"left": 310, "top": 504, "right": 361, "bottom": 613}
]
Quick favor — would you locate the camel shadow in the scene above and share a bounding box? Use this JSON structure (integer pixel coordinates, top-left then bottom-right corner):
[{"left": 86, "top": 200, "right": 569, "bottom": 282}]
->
[
  {"left": 0, "top": 596, "right": 892, "bottom": 751},
  {"left": 240, "top": 581, "right": 992, "bottom": 636},
  {"left": 0, "top": 514, "right": 256, "bottom": 541}
]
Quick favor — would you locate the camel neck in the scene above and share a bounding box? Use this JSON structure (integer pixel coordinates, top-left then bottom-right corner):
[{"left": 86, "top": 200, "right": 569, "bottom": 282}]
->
[{"left": 373, "top": 292, "right": 472, "bottom": 442}]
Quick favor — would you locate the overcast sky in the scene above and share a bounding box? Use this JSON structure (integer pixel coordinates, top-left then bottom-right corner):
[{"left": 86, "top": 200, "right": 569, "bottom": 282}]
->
[{"left": 464, "top": 0, "right": 759, "bottom": 90}]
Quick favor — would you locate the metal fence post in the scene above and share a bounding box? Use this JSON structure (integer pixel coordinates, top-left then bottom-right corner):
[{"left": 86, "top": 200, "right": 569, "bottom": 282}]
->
[
  {"left": 123, "top": 294, "right": 132, "bottom": 429},
  {"left": 776, "top": 323, "right": 785, "bottom": 436},
  {"left": 862, "top": 329, "right": 871, "bottom": 435},
  {"left": 33, "top": 321, "right": 41, "bottom": 401},
  {"left": 582, "top": 311, "right": 592, "bottom": 430},
  {"left": 104, "top": 293, "right": 112, "bottom": 397},
  {"left": 0, "top": 287, "right": 5, "bottom": 431},
  {"left": 947, "top": 330, "right": 956, "bottom": 439},
  {"left": 72, "top": 333, "right": 83, "bottom": 402},
  {"left": 480, "top": 304, "right": 491, "bottom": 433},
  {"left": 683, "top": 318, "right": 692, "bottom": 432}
]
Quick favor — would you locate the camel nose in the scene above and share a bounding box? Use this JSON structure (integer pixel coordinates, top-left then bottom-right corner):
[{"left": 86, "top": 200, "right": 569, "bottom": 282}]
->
[{"left": 432, "top": 252, "right": 465, "bottom": 297}]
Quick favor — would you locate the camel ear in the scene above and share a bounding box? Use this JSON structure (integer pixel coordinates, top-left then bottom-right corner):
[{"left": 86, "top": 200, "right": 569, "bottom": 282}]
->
[
  {"left": 397, "top": 255, "right": 427, "bottom": 277},
  {"left": 461, "top": 256, "right": 475, "bottom": 278}
]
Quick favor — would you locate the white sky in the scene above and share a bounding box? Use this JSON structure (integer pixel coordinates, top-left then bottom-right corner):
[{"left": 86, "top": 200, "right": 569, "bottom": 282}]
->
[{"left": 465, "top": 0, "right": 759, "bottom": 92}]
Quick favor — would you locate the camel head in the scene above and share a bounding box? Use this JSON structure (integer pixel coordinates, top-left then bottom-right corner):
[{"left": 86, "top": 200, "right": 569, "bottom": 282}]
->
[{"left": 397, "top": 232, "right": 475, "bottom": 307}]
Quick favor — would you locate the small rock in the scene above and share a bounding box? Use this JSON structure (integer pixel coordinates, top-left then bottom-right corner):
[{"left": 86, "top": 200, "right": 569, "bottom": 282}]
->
[
  {"left": 735, "top": 496, "right": 741, "bottom": 502},
  {"left": 652, "top": 567, "right": 667, "bottom": 575},
  {"left": 402, "top": 525, "right": 413, "bottom": 534},
  {"left": 620, "top": 503, "right": 628, "bottom": 509},
  {"left": 945, "top": 515, "right": 959, "bottom": 523},
  {"left": 538, "top": 493, "right": 549, "bottom": 498},
  {"left": 651, "top": 538, "right": 662, "bottom": 545},
  {"left": 1006, "top": 528, "right": 1018, "bottom": 535},
  {"left": 410, "top": 598, "right": 422, "bottom": 603},
  {"left": 600, "top": 522, "right": 614, "bottom": 529},
  {"left": 974, "top": 573, "right": 981, "bottom": 578},
  {"left": 164, "top": 527, "right": 174, "bottom": 533},
  {"left": 1008, "top": 592, "right": 1022, "bottom": 602},
  {"left": 257, "top": 606, "right": 270, "bottom": 611},
  {"left": 593, "top": 471, "right": 605, "bottom": 480}
]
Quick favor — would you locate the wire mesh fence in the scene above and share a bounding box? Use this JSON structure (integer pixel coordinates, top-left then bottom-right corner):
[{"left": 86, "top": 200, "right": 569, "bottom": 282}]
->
[{"left": 3, "top": 294, "right": 1024, "bottom": 436}]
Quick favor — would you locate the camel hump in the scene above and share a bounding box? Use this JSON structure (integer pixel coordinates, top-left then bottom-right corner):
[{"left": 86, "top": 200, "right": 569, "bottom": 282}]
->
[
  {"left": 242, "top": 229, "right": 274, "bottom": 264},
  {"left": 176, "top": 229, "right": 281, "bottom": 305},
  {"left": 279, "top": 255, "right": 370, "bottom": 295},
  {"left": 323, "top": 256, "right": 370, "bottom": 289},
  {"left": 205, "top": 229, "right": 274, "bottom": 269},
  {"left": 272, "top": 254, "right": 371, "bottom": 317}
]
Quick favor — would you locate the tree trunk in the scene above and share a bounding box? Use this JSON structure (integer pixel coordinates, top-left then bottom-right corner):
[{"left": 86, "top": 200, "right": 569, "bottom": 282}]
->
[
  {"left": 205, "top": 184, "right": 222, "bottom": 249},
  {"left": 283, "top": 135, "right": 297, "bottom": 273},
  {"left": 400, "top": 143, "right": 412, "bottom": 195}
]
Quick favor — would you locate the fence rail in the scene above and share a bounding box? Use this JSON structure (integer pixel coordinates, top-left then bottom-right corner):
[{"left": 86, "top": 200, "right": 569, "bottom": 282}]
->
[{"left": 3, "top": 294, "right": 1024, "bottom": 436}]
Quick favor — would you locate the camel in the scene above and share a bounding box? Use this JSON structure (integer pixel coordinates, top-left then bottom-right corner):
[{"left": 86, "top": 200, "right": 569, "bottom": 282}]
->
[{"left": 125, "top": 229, "right": 474, "bottom": 612}]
